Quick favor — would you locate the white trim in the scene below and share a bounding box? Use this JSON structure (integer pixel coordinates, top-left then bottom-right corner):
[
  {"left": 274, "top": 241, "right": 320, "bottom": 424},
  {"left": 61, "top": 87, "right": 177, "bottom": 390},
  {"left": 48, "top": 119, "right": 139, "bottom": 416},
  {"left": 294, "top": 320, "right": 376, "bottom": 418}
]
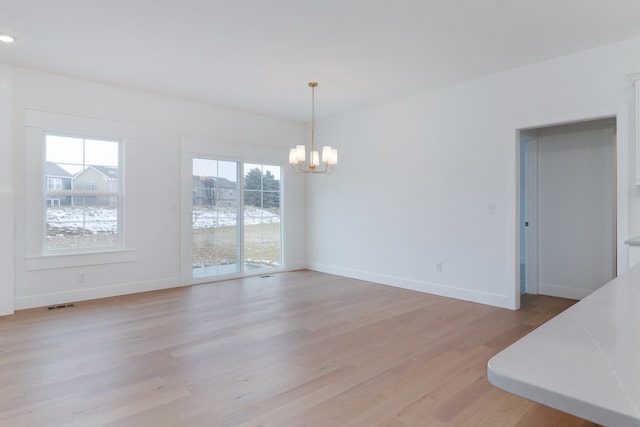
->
[
  {"left": 25, "top": 249, "right": 137, "bottom": 271},
  {"left": 538, "top": 283, "right": 594, "bottom": 300},
  {"left": 25, "top": 107, "right": 136, "bottom": 138},
  {"left": 25, "top": 108, "right": 138, "bottom": 261},
  {"left": 0, "top": 65, "right": 14, "bottom": 316},
  {"left": 507, "top": 105, "right": 630, "bottom": 308},
  {"left": 189, "top": 267, "right": 286, "bottom": 286},
  {"left": 15, "top": 277, "right": 179, "bottom": 310},
  {"left": 42, "top": 133, "right": 124, "bottom": 254},
  {"left": 179, "top": 150, "right": 192, "bottom": 286},
  {"left": 505, "top": 127, "right": 519, "bottom": 309},
  {"left": 523, "top": 134, "right": 538, "bottom": 295},
  {"left": 0, "top": 192, "right": 14, "bottom": 315},
  {"left": 633, "top": 78, "right": 640, "bottom": 186},
  {"left": 308, "top": 262, "right": 513, "bottom": 309}
]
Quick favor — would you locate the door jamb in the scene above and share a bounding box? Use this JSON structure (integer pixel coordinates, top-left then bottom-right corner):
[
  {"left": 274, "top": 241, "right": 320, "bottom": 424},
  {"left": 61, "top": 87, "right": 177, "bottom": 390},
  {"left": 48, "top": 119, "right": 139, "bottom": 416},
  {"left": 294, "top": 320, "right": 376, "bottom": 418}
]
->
[
  {"left": 521, "top": 132, "right": 538, "bottom": 295},
  {"left": 508, "top": 106, "right": 629, "bottom": 310}
]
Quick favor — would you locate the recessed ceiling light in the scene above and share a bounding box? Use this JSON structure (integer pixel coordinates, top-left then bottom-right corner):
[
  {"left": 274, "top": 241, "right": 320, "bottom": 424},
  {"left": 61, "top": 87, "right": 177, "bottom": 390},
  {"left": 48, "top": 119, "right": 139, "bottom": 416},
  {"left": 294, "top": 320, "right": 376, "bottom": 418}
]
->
[{"left": 0, "top": 34, "right": 15, "bottom": 43}]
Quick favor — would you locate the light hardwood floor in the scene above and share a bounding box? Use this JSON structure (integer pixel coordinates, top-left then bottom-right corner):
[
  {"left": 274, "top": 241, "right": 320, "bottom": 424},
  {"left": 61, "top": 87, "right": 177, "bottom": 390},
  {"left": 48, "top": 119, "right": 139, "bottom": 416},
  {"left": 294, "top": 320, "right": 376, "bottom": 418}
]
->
[{"left": 0, "top": 270, "right": 599, "bottom": 426}]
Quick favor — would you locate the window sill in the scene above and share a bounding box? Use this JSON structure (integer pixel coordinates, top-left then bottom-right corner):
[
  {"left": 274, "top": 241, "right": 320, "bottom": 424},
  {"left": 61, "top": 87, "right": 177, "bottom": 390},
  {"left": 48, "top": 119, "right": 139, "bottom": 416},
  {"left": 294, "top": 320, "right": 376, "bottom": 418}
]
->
[{"left": 25, "top": 249, "right": 137, "bottom": 271}]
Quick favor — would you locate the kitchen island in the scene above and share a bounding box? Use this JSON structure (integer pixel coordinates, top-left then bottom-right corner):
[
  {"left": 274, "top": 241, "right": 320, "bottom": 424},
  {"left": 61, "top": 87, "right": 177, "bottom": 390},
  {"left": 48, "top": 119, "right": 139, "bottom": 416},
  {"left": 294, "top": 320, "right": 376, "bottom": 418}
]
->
[{"left": 488, "top": 264, "right": 640, "bottom": 426}]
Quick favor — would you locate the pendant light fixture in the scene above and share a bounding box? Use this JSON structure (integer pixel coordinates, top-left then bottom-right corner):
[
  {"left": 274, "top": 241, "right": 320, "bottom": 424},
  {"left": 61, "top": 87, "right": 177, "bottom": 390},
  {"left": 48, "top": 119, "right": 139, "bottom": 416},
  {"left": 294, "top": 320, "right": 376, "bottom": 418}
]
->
[{"left": 289, "top": 82, "right": 337, "bottom": 174}]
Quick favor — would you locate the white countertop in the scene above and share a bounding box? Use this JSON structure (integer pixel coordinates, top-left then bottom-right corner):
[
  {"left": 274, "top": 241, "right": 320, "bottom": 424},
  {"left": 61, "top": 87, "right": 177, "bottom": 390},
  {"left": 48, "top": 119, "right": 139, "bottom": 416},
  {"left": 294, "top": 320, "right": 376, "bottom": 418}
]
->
[{"left": 488, "top": 264, "right": 640, "bottom": 427}]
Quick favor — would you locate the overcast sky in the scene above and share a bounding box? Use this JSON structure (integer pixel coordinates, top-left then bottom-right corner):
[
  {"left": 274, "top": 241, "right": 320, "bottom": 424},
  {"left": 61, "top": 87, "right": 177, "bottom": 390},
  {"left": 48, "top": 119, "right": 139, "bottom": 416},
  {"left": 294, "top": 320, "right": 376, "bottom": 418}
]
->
[
  {"left": 193, "top": 159, "right": 280, "bottom": 181},
  {"left": 46, "top": 134, "right": 118, "bottom": 174}
]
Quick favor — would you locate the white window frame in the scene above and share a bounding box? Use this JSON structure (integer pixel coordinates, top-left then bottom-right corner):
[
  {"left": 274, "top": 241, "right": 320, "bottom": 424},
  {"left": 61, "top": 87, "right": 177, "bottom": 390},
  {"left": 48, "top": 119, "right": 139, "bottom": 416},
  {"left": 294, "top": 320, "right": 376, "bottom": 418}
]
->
[
  {"left": 25, "top": 109, "right": 137, "bottom": 270},
  {"left": 188, "top": 157, "right": 282, "bottom": 280},
  {"left": 43, "top": 132, "right": 123, "bottom": 253}
]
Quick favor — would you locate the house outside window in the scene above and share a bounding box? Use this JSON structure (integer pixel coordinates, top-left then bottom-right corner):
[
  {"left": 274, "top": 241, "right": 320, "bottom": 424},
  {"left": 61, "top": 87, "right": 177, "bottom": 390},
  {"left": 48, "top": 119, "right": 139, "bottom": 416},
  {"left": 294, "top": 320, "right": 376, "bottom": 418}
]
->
[{"left": 44, "top": 133, "right": 121, "bottom": 252}]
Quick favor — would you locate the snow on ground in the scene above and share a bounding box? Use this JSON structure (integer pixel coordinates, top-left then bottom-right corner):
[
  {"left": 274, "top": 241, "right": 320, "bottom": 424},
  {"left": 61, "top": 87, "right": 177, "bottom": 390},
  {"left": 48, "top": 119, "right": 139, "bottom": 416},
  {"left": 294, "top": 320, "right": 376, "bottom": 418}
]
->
[
  {"left": 47, "top": 207, "right": 118, "bottom": 233},
  {"left": 192, "top": 206, "right": 279, "bottom": 228},
  {"left": 46, "top": 206, "right": 279, "bottom": 234}
]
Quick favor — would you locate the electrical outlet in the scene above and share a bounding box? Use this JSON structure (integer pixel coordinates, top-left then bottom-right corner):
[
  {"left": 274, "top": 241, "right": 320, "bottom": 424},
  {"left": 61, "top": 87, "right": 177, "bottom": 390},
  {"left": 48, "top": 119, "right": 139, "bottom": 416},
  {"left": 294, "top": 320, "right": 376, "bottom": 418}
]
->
[{"left": 436, "top": 262, "right": 443, "bottom": 272}]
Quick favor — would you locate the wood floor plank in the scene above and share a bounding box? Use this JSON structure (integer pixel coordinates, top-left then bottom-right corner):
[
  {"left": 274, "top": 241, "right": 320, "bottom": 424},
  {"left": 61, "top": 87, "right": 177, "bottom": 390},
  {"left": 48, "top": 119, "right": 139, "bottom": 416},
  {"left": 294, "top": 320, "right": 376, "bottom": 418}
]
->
[{"left": 0, "top": 270, "right": 601, "bottom": 426}]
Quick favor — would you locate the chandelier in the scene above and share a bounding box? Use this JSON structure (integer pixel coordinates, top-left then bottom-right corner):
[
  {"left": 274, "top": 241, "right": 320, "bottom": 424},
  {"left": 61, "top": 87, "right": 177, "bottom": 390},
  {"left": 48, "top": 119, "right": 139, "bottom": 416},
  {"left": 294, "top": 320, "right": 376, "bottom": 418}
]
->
[{"left": 289, "top": 82, "right": 337, "bottom": 174}]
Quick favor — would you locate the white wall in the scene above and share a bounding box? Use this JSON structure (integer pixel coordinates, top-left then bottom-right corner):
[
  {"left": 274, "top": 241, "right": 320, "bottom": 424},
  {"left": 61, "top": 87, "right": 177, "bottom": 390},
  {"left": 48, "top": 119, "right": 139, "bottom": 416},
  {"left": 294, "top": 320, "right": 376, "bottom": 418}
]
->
[
  {"left": 4, "top": 66, "right": 306, "bottom": 312},
  {"left": 5, "top": 36, "right": 640, "bottom": 314},
  {"left": 537, "top": 123, "right": 615, "bottom": 299},
  {"left": 307, "top": 36, "right": 640, "bottom": 309}
]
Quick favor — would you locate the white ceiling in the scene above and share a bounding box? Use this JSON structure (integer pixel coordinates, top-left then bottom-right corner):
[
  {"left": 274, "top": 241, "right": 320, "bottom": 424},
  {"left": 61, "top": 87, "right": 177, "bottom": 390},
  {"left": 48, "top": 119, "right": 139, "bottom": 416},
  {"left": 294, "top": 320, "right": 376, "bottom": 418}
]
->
[{"left": 2, "top": 0, "right": 640, "bottom": 122}]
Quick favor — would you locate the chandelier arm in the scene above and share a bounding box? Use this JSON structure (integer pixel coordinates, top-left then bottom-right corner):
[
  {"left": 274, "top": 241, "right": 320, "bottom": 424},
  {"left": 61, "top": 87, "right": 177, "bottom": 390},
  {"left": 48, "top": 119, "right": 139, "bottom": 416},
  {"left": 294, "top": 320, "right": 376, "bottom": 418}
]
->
[
  {"left": 292, "top": 161, "right": 336, "bottom": 174},
  {"left": 293, "top": 164, "right": 311, "bottom": 173}
]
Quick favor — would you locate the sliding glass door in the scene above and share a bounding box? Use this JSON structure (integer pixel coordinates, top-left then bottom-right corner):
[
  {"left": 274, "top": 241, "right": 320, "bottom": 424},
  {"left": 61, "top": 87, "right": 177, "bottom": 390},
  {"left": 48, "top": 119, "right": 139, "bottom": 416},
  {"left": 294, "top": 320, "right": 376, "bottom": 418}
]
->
[
  {"left": 190, "top": 158, "right": 281, "bottom": 280},
  {"left": 192, "top": 159, "right": 239, "bottom": 278}
]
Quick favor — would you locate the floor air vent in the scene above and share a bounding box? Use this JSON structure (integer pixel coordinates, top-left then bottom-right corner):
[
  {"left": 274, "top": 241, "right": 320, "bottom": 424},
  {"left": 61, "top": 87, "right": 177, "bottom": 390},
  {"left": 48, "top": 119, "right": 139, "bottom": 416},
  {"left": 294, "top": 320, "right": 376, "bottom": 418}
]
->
[
  {"left": 47, "top": 303, "right": 75, "bottom": 310},
  {"left": 260, "top": 275, "right": 274, "bottom": 278}
]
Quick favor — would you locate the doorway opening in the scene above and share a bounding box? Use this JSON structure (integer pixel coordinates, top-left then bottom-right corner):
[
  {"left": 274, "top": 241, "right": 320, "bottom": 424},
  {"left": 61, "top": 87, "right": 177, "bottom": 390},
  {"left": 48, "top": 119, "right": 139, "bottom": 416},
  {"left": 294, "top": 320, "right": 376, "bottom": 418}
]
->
[{"left": 518, "top": 117, "right": 617, "bottom": 301}]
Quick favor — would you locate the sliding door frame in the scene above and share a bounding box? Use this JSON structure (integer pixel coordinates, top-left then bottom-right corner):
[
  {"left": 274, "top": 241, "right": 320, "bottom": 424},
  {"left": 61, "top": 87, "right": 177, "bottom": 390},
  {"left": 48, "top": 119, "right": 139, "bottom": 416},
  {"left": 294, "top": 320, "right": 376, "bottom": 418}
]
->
[{"left": 179, "top": 148, "right": 284, "bottom": 286}]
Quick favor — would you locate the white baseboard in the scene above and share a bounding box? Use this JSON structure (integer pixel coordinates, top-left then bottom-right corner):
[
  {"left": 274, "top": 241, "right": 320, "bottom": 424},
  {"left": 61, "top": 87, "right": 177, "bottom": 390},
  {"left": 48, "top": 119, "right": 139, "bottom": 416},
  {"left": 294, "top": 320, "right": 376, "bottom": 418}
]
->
[
  {"left": 15, "top": 277, "right": 181, "bottom": 310},
  {"left": 307, "top": 262, "right": 514, "bottom": 309},
  {"left": 14, "top": 263, "right": 309, "bottom": 312},
  {"left": 13, "top": 264, "right": 521, "bottom": 312},
  {"left": 285, "top": 261, "right": 308, "bottom": 271},
  {"left": 538, "top": 283, "right": 592, "bottom": 300}
]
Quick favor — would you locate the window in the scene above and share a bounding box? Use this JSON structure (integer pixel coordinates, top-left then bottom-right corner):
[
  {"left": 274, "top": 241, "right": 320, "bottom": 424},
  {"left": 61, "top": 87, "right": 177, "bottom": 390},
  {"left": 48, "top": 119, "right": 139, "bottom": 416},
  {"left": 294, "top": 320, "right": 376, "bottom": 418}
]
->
[
  {"left": 243, "top": 163, "right": 281, "bottom": 270},
  {"left": 44, "top": 134, "right": 121, "bottom": 252},
  {"left": 191, "top": 158, "right": 281, "bottom": 279},
  {"left": 192, "top": 159, "right": 239, "bottom": 277},
  {"left": 47, "top": 177, "right": 63, "bottom": 190}
]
